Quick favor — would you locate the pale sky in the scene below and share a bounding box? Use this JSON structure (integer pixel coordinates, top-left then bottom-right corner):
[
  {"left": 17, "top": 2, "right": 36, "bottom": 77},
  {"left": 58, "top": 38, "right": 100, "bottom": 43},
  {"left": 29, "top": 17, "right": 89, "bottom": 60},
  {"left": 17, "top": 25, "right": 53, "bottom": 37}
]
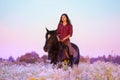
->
[{"left": 0, "top": 0, "right": 120, "bottom": 59}]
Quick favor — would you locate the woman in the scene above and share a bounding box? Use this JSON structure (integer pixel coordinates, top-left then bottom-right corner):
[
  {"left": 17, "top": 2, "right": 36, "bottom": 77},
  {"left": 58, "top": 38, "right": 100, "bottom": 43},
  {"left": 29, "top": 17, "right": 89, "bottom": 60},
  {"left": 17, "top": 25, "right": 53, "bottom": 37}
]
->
[{"left": 57, "top": 13, "right": 73, "bottom": 58}]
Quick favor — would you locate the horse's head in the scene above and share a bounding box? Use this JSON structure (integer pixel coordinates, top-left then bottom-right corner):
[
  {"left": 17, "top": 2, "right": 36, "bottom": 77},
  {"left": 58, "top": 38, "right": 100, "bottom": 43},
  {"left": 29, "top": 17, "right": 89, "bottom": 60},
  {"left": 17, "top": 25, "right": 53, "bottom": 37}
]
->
[{"left": 43, "top": 28, "right": 57, "bottom": 52}]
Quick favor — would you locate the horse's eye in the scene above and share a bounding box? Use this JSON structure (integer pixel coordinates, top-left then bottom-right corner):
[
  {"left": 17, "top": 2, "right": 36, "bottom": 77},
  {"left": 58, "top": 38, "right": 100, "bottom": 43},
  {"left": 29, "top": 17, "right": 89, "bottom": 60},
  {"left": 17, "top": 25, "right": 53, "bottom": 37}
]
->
[{"left": 48, "top": 34, "right": 51, "bottom": 39}]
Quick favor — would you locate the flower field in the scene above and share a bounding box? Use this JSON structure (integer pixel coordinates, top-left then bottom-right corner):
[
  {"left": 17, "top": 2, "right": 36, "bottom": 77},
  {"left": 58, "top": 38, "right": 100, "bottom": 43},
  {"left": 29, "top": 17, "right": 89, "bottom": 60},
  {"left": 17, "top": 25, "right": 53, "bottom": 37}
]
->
[{"left": 0, "top": 61, "right": 120, "bottom": 80}]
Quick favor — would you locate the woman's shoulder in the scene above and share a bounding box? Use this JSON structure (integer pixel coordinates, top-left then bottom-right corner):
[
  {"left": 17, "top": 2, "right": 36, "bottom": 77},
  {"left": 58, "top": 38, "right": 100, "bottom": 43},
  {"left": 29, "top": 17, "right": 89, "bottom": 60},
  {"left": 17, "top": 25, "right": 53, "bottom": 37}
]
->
[
  {"left": 58, "top": 23, "right": 62, "bottom": 27},
  {"left": 67, "top": 24, "right": 72, "bottom": 27}
]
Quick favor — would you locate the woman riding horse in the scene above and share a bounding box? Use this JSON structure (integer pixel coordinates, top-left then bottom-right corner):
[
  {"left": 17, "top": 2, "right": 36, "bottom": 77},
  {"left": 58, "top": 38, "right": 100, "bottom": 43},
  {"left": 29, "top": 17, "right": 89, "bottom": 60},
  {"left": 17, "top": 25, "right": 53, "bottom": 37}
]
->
[
  {"left": 57, "top": 13, "right": 74, "bottom": 59},
  {"left": 43, "top": 13, "right": 80, "bottom": 66}
]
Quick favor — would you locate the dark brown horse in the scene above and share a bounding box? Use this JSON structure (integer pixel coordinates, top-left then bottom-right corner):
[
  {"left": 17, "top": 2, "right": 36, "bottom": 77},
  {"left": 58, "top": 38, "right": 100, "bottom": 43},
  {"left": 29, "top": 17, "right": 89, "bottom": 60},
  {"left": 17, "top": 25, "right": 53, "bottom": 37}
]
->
[{"left": 43, "top": 28, "right": 80, "bottom": 66}]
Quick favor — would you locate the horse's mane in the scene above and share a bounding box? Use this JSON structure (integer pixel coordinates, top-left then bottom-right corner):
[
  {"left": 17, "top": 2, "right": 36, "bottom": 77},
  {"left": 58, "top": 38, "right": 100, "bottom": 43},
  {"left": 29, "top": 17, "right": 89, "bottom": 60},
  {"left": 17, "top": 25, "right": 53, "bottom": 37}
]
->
[{"left": 47, "top": 30, "right": 57, "bottom": 34}]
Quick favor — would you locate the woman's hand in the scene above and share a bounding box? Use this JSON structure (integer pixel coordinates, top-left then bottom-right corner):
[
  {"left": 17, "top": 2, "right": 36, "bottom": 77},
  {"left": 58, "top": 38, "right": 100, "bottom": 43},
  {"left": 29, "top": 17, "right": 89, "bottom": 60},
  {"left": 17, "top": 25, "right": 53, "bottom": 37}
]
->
[
  {"left": 57, "top": 36, "right": 64, "bottom": 42},
  {"left": 61, "top": 35, "right": 71, "bottom": 42},
  {"left": 57, "top": 35, "right": 71, "bottom": 42},
  {"left": 60, "top": 39, "right": 65, "bottom": 42}
]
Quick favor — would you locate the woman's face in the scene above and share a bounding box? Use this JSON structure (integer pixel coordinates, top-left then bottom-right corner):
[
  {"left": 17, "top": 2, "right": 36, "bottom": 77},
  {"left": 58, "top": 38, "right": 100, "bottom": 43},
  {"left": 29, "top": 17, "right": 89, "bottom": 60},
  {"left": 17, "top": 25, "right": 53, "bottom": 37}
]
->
[{"left": 61, "top": 15, "right": 67, "bottom": 22}]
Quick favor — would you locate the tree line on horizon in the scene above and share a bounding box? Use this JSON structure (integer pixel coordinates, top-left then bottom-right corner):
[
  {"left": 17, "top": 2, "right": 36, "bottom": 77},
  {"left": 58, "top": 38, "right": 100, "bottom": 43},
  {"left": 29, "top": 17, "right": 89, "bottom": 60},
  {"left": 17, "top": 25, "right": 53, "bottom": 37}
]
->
[{"left": 0, "top": 51, "right": 120, "bottom": 64}]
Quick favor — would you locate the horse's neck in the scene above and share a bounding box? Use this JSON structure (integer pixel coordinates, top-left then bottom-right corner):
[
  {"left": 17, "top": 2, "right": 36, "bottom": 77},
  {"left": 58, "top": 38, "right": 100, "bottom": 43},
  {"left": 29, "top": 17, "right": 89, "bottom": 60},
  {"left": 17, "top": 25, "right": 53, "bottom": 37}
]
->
[
  {"left": 54, "top": 35, "right": 59, "bottom": 43},
  {"left": 51, "top": 43, "right": 59, "bottom": 51},
  {"left": 51, "top": 36, "right": 59, "bottom": 49}
]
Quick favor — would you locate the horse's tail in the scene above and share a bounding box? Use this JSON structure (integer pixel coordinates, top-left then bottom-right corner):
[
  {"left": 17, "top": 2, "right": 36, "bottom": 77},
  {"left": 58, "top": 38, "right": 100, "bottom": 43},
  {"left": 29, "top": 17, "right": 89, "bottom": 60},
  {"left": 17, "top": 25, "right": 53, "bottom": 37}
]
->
[{"left": 71, "top": 43, "right": 80, "bottom": 65}]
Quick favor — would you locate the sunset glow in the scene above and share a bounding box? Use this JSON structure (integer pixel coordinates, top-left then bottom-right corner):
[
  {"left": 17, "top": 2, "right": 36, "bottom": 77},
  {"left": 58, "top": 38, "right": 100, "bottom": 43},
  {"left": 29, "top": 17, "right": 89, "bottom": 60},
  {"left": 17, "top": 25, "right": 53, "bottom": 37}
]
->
[{"left": 0, "top": 0, "right": 120, "bottom": 59}]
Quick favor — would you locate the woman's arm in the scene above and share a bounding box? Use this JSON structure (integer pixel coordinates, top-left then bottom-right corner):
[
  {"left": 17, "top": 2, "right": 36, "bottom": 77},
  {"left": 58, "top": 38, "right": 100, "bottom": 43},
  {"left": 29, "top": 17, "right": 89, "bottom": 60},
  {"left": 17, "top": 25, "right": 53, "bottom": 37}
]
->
[
  {"left": 61, "top": 34, "right": 71, "bottom": 42},
  {"left": 61, "top": 25, "right": 73, "bottom": 42}
]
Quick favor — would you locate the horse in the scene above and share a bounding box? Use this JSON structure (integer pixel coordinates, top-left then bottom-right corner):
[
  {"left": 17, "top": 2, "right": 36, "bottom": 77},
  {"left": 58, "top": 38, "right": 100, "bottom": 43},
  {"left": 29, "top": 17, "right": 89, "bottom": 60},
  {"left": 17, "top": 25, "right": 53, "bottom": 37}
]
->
[{"left": 43, "top": 28, "right": 80, "bottom": 67}]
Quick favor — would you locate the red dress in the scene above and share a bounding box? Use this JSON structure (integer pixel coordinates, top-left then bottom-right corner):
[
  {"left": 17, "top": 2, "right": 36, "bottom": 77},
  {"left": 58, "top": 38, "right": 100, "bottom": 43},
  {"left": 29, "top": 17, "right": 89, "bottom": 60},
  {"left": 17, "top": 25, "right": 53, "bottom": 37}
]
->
[{"left": 57, "top": 23, "right": 73, "bottom": 41}]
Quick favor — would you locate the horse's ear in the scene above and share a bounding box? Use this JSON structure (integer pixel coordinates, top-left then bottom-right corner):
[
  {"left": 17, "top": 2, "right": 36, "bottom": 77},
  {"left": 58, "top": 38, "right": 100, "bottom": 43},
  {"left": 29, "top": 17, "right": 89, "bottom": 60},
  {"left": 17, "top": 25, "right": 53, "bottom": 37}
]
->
[{"left": 46, "top": 28, "right": 49, "bottom": 32}]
